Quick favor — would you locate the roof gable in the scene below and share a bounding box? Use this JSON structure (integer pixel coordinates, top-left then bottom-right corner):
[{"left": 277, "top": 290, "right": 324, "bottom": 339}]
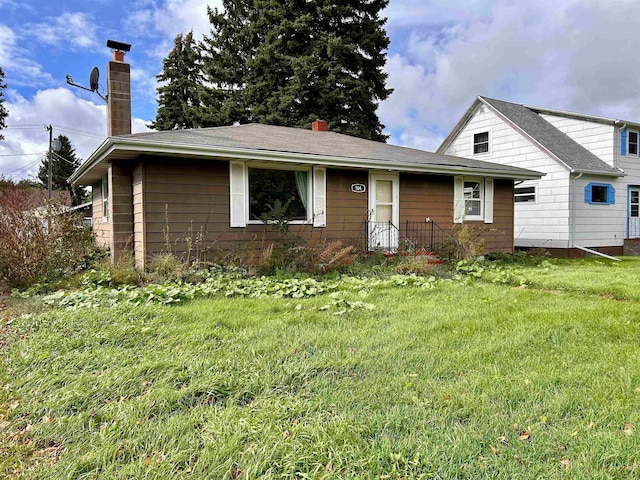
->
[
  {"left": 439, "top": 96, "right": 623, "bottom": 177},
  {"left": 480, "top": 97, "right": 621, "bottom": 176}
]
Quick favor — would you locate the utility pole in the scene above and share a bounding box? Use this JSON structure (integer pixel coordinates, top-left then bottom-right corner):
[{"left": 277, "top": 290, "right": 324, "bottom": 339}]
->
[{"left": 46, "top": 124, "right": 52, "bottom": 201}]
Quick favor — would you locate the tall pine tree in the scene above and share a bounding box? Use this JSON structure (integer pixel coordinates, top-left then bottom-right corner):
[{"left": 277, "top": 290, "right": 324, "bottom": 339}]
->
[
  {"left": 37, "top": 135, "right": 86, "bottom": 205},
  {"left": 150, "top": 31, "right": 206, "bottom": 130},
  {"left": 154, "top": 0, "right": 392, "bottom": 141},
  {"left": 0, "top": 66, "right": 8, "bottom": 140}
]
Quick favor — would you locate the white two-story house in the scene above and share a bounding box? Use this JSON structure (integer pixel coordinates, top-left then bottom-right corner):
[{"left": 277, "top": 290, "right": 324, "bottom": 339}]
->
[{"left": 437, "top": 96, "right": 640, "bottom": 257}]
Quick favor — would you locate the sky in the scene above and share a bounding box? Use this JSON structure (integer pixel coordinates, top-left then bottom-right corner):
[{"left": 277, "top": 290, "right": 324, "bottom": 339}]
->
[{"left": 2, "top": 0, "right": 640, "bottom": 180}]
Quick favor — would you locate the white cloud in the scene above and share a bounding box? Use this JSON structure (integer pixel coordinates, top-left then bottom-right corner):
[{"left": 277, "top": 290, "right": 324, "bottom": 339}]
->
[
  {"left": 380, "top": 0, "right": 640, "bottom": 150},
  {"left": 0, "top": 88, "right": 150, "bottom": 180},
  {"left": 28, "top": 12, "right": 99, "bottom": 51},
  {"left": 0, "top": 24, "right": 55, "bottom": 88}
]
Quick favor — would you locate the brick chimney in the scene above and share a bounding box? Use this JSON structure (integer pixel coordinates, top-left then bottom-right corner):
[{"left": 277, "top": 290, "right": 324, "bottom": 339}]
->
[
  {"left": 106, "top": 41, "right": 132, "bottom": 136},
  {"left": 312, "top": 119, "right": 328, "bottom": 132}
]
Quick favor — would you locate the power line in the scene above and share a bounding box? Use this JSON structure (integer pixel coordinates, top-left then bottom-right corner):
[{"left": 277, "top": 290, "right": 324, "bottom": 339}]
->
[
  {"left": 55, "top": 126, "right": 105, "bottom": 139},
  {"left": 1, "top": 157, "right": 44, "bottom": 177},
  {"left": 0, "top": 153, "right": 44, "bottom": 157},
  {"left": 51, "top": 151, "right": 79, "bottom": 165}
]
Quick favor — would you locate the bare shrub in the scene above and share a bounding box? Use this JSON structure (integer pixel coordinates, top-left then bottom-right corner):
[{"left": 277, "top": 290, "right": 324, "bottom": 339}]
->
[
  {"left": 0, "top": 186, "right": 96, "bottom": 288},
  {"left": 312, "top": 240, "right": 356, "bottom": 273}
]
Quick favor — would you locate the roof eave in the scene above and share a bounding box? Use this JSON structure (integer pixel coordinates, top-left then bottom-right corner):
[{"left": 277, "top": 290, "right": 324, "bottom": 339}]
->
[{"left": 72, "top": 136, "right": 544, "bottom": 185}]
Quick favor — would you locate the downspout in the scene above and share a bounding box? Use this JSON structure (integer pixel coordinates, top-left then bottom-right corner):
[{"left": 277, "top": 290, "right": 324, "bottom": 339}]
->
[
  {"left": 571, "top": 171, "right": 621, "bottom": 261},
  {"left": 570, "top": 171, "right": 582, "bottom": 249},
  {"left": 615, "top": 121, "right": 626, "bottom": 171}
]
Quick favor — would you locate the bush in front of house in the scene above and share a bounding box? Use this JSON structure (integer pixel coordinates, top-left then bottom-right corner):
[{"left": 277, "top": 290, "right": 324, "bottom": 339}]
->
[{"left": 0, "top": 185, "right": 99, "bottom": 288}]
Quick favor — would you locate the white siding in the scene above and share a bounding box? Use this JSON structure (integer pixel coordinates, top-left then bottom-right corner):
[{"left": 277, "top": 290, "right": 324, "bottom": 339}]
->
[
  {"left": 573, "top": 175, "right": 625, "bottom": 247},
  {"left": 540, "top": 114, "right": 616, "bottom": 167},
  {"left": 616, "top": 127, "right": 640, "bottom": 180},
  {"left": 444, "top": 105, "right": 571, "bottom": 248}
]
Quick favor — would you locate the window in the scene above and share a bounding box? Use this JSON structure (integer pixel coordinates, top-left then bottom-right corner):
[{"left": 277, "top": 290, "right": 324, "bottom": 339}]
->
[
  {"left": 464, "top": 179, "right": 483, "bottom": 218},
  {"left": 473, "top": 131, "right": 489, "bottom": 154},
  {"left": 584, "top": 182, "right": 615, "bottom": 205},
  {"left": 101, "top": 176, "right": 109, "bottom": 220},
  {"left": 514, "top": 185, "right": 536, "bottom": 203},
  {"left": 454, "top": 176, "right": 494, "bottom": 224},
  {"left": 248, "top": 167, "right": 310, "bottom": 222},
  {"left": 630, "top": 131, "right": 638, "bottom": 155}
]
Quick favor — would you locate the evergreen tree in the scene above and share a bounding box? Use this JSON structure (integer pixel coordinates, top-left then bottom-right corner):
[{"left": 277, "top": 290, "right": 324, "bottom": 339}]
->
[
  {"left": 239, "top": 0, "right": 392, "bottom": 141},
  {"left": 37, "top": 135, "right": 86, "bottom": 205},
  {"left": 155, "top": 0, "right": 392, "bottom": 141},
  {"left": 0, "top": 66, "right": 8, "bottom": 140},
  {"left": 150, "top": 31, "right": 206, "bottom": 130}
]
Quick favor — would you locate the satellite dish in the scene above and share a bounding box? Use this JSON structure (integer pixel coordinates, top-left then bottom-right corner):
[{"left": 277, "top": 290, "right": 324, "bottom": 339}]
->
[
  {"left": 66, "top": 67, "right": 107, "bottom": 102},
  {"left": 89, "top": 67, "right": 99, "bottom": 92}
]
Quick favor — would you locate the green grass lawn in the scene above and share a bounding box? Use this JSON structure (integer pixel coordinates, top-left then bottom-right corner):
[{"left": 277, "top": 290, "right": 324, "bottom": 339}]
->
[{"left": 2, "top": 259, "right": 640, "bottom": 478}]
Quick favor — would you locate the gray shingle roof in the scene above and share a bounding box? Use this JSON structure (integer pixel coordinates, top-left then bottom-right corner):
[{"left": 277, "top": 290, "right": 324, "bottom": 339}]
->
[
  {"left": 480, "top": 97, "right": 622, "bottom": 176},
  {"left": 117, "top": 123, "right": 540, "bottom": 176}
]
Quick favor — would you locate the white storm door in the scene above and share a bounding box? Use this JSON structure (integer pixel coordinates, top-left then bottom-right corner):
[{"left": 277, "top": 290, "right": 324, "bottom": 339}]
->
[
  {"left": 629, "top": 188, "right": 640, "bottom": 238},
  {"left": 368, "top": 173, "right": 399, "bottom": 250}
]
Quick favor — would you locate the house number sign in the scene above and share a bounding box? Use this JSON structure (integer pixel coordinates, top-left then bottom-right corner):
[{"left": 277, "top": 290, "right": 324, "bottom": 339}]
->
[{"left": 351, "top": 183, "right": 366, "bottom": 193}]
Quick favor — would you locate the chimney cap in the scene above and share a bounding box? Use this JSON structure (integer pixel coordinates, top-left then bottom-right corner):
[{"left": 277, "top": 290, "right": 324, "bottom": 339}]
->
[{"left": 107, "top": 39, "right": 131, "bottom": 52}]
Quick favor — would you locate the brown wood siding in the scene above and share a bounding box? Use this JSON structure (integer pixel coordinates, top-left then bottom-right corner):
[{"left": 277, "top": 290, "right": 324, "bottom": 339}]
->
[
  {"left": 110, "top": 162, "right": 134, "bottom": 262},
  {"left": 399, "top": 174, "right": 514, "bottom": 254},
  {"left": 133, "top": 161, "right": 145, "bottom": 268},
  {"left": 136, "top": 157, "right": 515, "bottom": 262},
  {"left": 141, "top": 159, "right": 372, "bottom": 261},
  {"left": 91, "top": 180, "right": 110, "bottom": 248}
]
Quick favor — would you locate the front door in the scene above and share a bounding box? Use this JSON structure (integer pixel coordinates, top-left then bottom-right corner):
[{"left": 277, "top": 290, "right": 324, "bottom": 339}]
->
[
  {"left": 368, "top": 173, "right": 399, "bottom": 250},
  {"left": 630, "top": 188, "right": 640, "bottom": 238}
]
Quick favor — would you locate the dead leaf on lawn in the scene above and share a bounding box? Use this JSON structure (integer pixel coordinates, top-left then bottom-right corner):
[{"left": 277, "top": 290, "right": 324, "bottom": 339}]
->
[
  {"left": 490, "top": 445, "right": 499, "bottom": 456},
  {"left": 283, "top": 430, "right": 290, "bottom": 439},
  {"left": 498, "top": 435, "right": 508, "bottom": 445},
  {"left": 518, "top": 431, "right": 530, "bottom": 442},
  {"left": 634, "top": 387, "right": 640, "bottom": 393},
  {"left": 588, "top": 422, "right": 596, "bottom": 430},
  {"left": 623, "top": 423, "right": 635, "bottom": 436},
  {"left": 560, "top": 459, "right": 571, "bottom": 468}
]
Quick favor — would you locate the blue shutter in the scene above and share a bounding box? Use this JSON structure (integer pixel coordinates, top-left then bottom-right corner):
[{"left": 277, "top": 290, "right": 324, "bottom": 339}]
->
[
  {"left": 584, "top": 184, "right": 592, "bottom": 203},
  {"left": 608, "top": 185, "right": 616, "bottom": 204},
  {"left": 621, "top": 128, "right": 627, "bottom": 155}
]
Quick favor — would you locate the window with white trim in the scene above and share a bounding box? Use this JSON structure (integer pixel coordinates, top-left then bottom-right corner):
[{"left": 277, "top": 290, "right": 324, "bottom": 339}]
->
[
  {"left": 248, "top": 167, "right": 310, "bottom": 222},
  {"left": 514, "top": 185, "right": 536, "bottom": 203},
  {"left": 454, "top": 177, "right": 493, "bottom": 224},
  {"left": 101, "top": 176, "right": 109, "bottom": 221},
  {"left": 464, "top": 179, "right": 483, "bottom": 218},
  {"left": 630, "top": 131, "right": 638, "bottom": 155},
  {"left": 473, "top": 131, "right": 490, "bottom": 154}
]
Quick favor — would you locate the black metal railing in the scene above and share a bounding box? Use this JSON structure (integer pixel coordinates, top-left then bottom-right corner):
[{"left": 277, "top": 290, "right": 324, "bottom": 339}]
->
[
  {"left": 364, "top": 219, "right": 460, "bottom": 258},
  {"left": 365, "top": 221, "right": 401, "bottom": 252}
]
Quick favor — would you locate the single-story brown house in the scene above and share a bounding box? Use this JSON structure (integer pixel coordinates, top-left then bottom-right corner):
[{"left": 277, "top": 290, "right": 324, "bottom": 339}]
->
[
  {"left": 70, "top": 45, "right": 542, "bottom": 268},
  {"left": 70, "top": 121, "right": 542, "bottom": 268}
]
